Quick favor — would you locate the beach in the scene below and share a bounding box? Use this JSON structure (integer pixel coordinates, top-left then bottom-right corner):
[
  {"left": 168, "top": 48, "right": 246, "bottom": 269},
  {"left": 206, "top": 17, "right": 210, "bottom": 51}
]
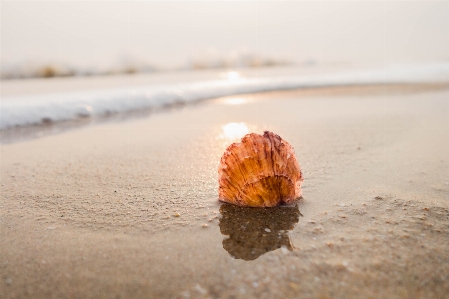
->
[{"left": 1, "top": 83, "right": 449, "bottom": 298}]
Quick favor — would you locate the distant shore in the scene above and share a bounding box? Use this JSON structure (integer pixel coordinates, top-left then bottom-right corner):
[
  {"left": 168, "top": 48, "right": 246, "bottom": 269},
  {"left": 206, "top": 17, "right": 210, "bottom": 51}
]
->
[{"left": 1, "top": 57, "right": 294, "bottom": 80}]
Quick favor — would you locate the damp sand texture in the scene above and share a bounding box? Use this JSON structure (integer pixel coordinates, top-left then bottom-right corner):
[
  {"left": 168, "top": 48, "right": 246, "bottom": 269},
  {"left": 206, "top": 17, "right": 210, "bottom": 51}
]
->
[{"left": 1, "top": 85, "right": 449, "bottom": 299}]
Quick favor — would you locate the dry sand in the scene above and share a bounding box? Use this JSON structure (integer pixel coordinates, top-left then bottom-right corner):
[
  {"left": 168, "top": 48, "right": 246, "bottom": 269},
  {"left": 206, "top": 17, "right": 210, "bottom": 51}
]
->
[{"left": 1, "top": 84, "right": 449, "bottom": 298}]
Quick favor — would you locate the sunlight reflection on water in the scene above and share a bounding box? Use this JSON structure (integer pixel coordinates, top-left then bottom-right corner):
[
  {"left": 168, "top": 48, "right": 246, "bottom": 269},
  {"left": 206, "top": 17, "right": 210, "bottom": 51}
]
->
[
  {"left": 221, "top": 122, "right": 249, "bottom": 140},
  {"left": 221, "top": 97, "right": 248, "bottom": 105},
  {"left": 224, "top": 71, "right": 241, "bottom": 81}
]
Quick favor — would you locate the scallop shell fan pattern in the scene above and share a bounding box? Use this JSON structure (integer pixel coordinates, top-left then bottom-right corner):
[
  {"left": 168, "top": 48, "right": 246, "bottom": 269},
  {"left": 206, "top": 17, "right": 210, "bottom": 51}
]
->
[{"left": 218, "top": 131, "right": 303, "bottom": 207}]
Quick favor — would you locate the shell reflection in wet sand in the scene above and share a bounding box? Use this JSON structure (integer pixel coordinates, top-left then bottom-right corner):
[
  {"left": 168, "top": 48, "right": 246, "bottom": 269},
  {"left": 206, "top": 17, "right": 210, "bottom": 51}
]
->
[{"left": 219, "top": 203, "right": 301, "bottom": 261}]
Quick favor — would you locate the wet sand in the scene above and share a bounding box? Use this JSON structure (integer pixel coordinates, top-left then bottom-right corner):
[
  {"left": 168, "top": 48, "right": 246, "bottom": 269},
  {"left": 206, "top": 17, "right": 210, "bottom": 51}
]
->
[{"left": 1, "top": 85, "right": 449, "bottom": 298}]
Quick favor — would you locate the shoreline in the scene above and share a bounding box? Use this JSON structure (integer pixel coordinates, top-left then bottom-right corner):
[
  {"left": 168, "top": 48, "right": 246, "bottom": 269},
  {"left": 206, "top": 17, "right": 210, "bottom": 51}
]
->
[
  {"left": 3, "top": 62, "right": 449, "bottom": 132},
  {"left": 2, "top": 82, "right": 449, "bottom": 144},
  {"left": 1, "top": 84, "right": 449, "bottom": 298}
]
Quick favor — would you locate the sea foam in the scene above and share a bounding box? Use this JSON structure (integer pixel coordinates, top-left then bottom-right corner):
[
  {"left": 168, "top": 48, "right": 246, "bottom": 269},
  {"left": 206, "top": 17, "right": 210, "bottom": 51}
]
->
[{"left": 1, "top": 63, "right": 448, "bottom": 129}]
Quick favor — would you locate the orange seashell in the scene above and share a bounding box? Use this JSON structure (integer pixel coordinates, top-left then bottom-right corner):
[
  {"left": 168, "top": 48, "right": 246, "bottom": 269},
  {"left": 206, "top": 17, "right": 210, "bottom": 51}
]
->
[{"left": 218, "top": 131, "right": 303, "bottom": 207}]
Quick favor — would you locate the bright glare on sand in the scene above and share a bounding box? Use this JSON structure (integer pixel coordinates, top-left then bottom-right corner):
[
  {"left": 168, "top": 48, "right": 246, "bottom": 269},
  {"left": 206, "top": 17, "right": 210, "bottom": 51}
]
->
[
  {"left": 225, "top": 71, "right": 241, "bottom": 82},
  {"left": 222, "top": 122, "right": 249, "bottom": 140},
  {"left": 221, "top": 97, "right": 248, "bottom": 105}
]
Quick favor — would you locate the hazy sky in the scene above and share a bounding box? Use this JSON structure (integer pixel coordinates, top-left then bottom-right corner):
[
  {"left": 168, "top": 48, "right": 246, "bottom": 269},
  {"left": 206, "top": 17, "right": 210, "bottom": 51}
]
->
[{"left": 2, "top": 1, "right": 448, "bottom": 69}]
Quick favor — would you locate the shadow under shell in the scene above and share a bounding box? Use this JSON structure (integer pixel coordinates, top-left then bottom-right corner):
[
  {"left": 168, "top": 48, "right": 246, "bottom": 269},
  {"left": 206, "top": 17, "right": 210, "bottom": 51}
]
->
[{"left": 219, "top": 203, "right": 301, "bottom": 261}]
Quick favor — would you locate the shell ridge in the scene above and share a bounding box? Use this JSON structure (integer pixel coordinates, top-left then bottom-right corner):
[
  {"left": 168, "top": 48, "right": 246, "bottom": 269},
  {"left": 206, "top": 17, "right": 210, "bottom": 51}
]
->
[
  {"left": 268, "top": 133, "right": 276, "bottom": 180},
  {"left": 238, "top": 174, "right": 296, "bottom": 200},
  {"left": 244, "top": 134, "right": 271, "bottom": 181},
  {"left": 262, "top": 133, "right": 275, "bottom": 178},
  {"left": 221, "top": 147, "right": 246, "bottom": 187},
  {"left": 224, "top": 136, "right": 257, "bottom": 186},
  {"left": 220, "top": 177, "right": 240, "bottom": 197},
  {"left": 237, "top": 171, "right": 297, "bottom": 187},
  {"left": 220, "top": 140, "right": 261, "bottom": 197},
  {"left": 228, "top": 150, "right": 247, "bottom": 186}
]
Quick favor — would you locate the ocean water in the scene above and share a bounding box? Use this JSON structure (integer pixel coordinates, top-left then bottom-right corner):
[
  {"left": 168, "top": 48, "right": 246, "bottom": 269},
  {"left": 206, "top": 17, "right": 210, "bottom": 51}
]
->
[{"left": 1, "top": 62, "right": 449, "bottom": 130}]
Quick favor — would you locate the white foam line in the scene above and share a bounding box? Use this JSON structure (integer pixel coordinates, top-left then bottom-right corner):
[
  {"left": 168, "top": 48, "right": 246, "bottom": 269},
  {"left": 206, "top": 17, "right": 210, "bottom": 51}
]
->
[{"left": 1, "top": 63, "right": 448, "bottom": 129}]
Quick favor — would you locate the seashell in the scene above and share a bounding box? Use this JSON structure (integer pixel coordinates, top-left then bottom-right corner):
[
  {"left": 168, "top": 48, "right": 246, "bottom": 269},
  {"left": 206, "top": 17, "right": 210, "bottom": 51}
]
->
[{"left": 218, "top": 131, "right": 303, "bottom": 207}]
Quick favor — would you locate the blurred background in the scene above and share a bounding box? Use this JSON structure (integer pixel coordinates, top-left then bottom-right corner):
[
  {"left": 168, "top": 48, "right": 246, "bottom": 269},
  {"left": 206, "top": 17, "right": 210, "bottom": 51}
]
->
[{"left": 2, "top": 0, "right": 448, "bottom": 79}]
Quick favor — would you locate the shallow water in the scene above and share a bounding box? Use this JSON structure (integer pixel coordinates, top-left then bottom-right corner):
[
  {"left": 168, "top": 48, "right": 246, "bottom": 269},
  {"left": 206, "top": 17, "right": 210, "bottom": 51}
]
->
[{"left": 2, "top": 62, "right": 449, "bottom": 130}]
